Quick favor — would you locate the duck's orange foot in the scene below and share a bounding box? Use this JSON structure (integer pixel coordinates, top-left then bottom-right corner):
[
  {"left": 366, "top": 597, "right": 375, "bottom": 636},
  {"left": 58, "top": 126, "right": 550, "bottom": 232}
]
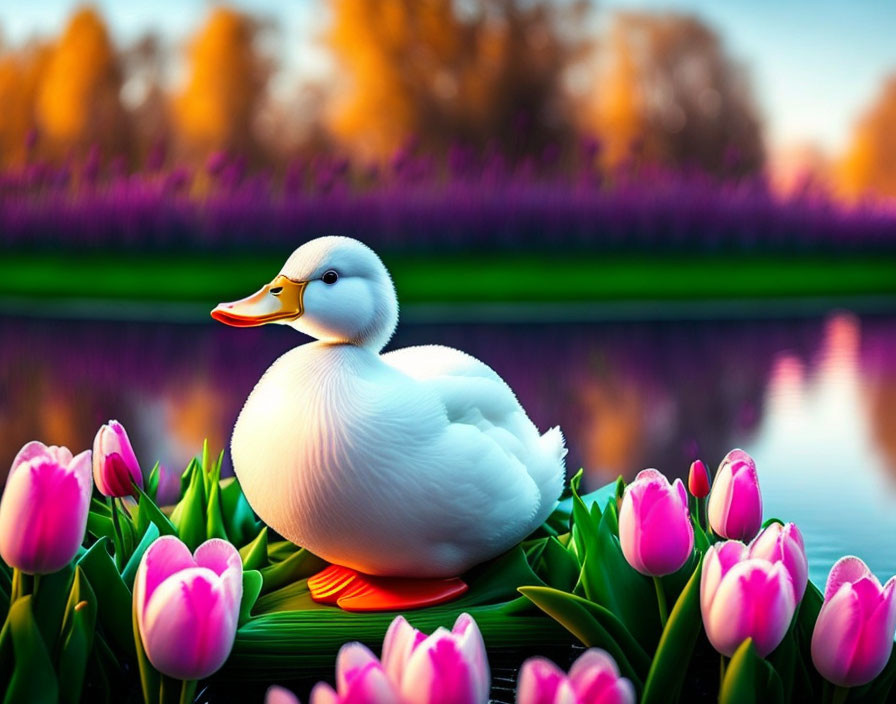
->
[{"left": 308, "top": 565, "right": 468, "bottom": 612}]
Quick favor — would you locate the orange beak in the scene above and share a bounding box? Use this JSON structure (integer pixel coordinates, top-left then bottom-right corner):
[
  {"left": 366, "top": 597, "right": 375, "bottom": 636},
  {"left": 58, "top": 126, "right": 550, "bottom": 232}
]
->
[{"left": 211, "top": 275, "right": 307, "bottom": 328}]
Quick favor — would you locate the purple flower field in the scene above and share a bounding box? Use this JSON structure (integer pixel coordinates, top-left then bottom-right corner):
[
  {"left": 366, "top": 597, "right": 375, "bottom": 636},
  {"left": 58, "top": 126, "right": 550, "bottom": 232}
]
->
[{"left": 2, "top": 153, "right": 895, "bottom": 254}]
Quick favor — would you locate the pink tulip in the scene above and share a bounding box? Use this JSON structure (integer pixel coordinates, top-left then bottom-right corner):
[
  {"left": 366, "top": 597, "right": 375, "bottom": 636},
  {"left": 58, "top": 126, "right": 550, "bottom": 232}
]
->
[
  {"left": 134, "top": 536, "right": 243, "bottom": 680},
  {"left": 688, "top": 459, "right": 710, "bottom": 498},
  {"left": 382, "top": 613, "right": 490, "bottom": 704},
  {"left": 811, "top": 556, "right": 896, "bottom": 687},
  {"left": 700, "top": 541, "right": 796, "bottom": 657},
  {"left": 0, "top": 441, "right": 92, "bottom": 574},
  {"left": 748, "top": 522, "right": 808, "bottom": 602},
  {"left": 517, "top": 649, "right": 635, "bottom": 704},
  {"left": 619, "top": 469, "right": 694, "bottom": 576},
  {"left": 93, "top": 420, "right": 143, "bottom": 497},
  {"left": 707, "top": 449, "right": 762, "bottom": 541},
  {"left": 310, "top": 643, "right": 401, "bottom": 704}
]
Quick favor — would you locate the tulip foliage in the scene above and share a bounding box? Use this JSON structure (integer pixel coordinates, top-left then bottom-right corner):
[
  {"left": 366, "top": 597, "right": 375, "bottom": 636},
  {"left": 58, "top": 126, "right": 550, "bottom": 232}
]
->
[{"left": 1, "top": 437, "right": 896, "bottom": 703}]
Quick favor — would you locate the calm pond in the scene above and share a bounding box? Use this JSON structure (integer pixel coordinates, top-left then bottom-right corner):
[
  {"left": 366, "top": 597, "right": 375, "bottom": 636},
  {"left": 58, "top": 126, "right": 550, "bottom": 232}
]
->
[{"left": 1, "top": 308, "right": 895, "bottom": 588}]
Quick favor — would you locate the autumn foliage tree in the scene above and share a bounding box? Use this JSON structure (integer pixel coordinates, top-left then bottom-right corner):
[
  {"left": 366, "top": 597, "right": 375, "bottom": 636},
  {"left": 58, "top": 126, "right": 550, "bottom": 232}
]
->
[
  {"left": 0, "top": 44, "right": 51, "bottom": 166},
  {"left": 174, "top": 7, "right": 269, "bottom": 161},
  {"left": 35, "top": 7, "right": 130, "bottom": 159},
  {"left": 326, "top": 0, "right": 585, "bottom": 161},
  {"left": 590, "top": 12, "right": 764, "bottom": 176},
  {"left": 839, "top": 75, "right": 896, "bottom": 199}
]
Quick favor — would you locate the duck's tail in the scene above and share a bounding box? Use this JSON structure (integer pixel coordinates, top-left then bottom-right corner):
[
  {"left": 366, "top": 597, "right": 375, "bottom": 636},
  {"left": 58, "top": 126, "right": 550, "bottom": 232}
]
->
[{"left": 528, "top": 426, "right": 567, "bottom": 529}]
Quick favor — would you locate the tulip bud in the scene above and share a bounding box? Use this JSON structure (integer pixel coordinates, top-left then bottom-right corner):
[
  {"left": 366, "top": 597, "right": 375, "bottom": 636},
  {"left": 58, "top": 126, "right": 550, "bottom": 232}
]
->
[
  {"left": 701, "top": 541, "right": 796, "bottom": 657},
  {"left": 93, "top": 420, "right": 143, "bottom": 497},
  {"left": 310, "top": 643, "right": 401, "bottom": 704},
  {"left": 749, "top": 522, "right": 808, "bottom": 602},
  {"left": 811, "top": 556, "right": 896, "bottom": 687},
  {"left": 707, "top": 449, "right": 762, "bottom": 541},
  {"left": 688, "top": 459, "right": 710, "bottom": 498},
  {"left": 266, "top": 686, "right": 299, "bottom": 704},
  {"left": 517, "top": 649, "right": 635, "bottom": 704},
  {"left": 382, "top": 613, "right": 490, "bottom": 704},
  {"left": 0, "top": 441, "right": 92, "bottom": 574},
  {"left": 134, "top": 536, "right": 243, "bottom": 680},
  {"left": 618, "top": 469, "right": 694, "bottom": 577}
]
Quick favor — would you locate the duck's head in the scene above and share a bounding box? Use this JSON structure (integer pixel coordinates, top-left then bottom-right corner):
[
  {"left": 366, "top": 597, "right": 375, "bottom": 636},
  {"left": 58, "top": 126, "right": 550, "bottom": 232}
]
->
[{"left": 211, "top": 236, "right": 398, "bottom": 350}]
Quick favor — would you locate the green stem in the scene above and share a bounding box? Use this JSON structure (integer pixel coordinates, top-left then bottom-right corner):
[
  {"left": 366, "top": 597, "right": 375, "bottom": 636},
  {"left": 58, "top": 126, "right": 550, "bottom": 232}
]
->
[
  {"left": 720, "top": 654, "right": 728, "bottom": 687},
  {"left": 179, "top": 680, "right": 197, "bottom": 704},
  {"left": 10, "top": 568, "right": 27, "bottom": 602},
  {"left": 697, "top": 496, "right": 706, "bottom": 532},
  {"left": 107, "top": 496, "right": 125, "bottom": 571},
  {"left": 653, "top": 576, "right": 669, "bottom": 628},
  {"left": 831, "top": 685, "right": 850, "bottom": 704}
]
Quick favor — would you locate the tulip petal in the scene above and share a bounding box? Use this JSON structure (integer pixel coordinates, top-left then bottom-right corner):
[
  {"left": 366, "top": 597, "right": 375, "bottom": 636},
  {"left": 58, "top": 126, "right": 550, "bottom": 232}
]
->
[
  {"left": 517, "top": 657, "right": 576, "bottom": 704},
  {"left": 825, "top": 556, "right": 877, "bottom": 601},
  {"left": 452, "top": 613, "right": 490, "bottom": 703},
  {"left": 266, "top": 685, "right": 301, "bottom": 704},
  {"left": 382, "top": 616, "right": 425, "bottom": 684},
  {"left": 336, "top": 643, "right": 381, "bottom": 694},
  {"left": 569, "top": 649, "right": 622, "bottom": 701},
  {"left": 401, "top": 629, "right": 479, "bottom": 704},
  {"left": 141, "top": 566, "right": 237, "bottom": 680},
  {"left": 134, "top": 535, "right": 197, "bottom": 633},
  {"left": 10, "top": 441, "right": 50, "bottom": 474},
  {"left": 812, "top": 586, "right": 864, "bottom": 686},
  {"left": 0, "top": 454, "right": 91, "bottom": 573},
  {"left": 310, "top": 682, "right": 340, "bottom": 704},
  {"left": 845, "top": 578, "right": 896, "bottom": 686}
]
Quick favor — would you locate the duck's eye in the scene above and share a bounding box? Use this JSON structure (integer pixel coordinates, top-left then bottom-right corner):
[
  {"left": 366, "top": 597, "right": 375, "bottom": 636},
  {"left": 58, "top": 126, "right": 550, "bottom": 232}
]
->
[
  {"left": 270, "top": 286, "right": 283, "bottom": 296},
  {"left": 322, "top": 270, "right": 339, "bottom": 285}
]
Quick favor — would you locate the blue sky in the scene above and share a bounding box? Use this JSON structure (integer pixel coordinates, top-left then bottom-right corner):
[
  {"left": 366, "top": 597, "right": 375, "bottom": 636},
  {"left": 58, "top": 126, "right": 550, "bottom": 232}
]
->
[{"left": 2, "top": 0, "right": 894, "bottom": 154}]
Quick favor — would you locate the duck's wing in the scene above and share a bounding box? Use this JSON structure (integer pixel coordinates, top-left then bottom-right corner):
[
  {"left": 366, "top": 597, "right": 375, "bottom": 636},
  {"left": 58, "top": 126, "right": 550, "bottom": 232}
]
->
[{"left": 382, "top": 344, "right": 566, "bottom": 522}]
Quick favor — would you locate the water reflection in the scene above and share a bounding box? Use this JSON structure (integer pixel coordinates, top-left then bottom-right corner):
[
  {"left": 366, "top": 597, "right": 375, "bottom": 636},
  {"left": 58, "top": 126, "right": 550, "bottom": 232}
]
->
[{"left": 1, "top": 311, "right": 895, "bottom": 585}]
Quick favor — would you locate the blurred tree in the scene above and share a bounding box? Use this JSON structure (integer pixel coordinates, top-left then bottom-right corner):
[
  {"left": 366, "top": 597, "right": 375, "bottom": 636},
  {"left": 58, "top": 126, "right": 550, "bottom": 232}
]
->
[
  {"left": 590, "top": 12, "right": 764, "bottom": 176},
  {"left": 839, "top": 75, "right": 896, "bottom": 199},
  {"left": 174, "top": 7, "right": 270, "bottom": 161},
  {"left": 35, "top": 7, "right": 131, "bottom": 159},
  {"left": 121, "top": 33, "right": 172, "bottom": 168},
  {"left": 325, "top": 0, "right": 587, "bottom": 161},
  {"left": 0, "top": 43, "right": 51, "bottom": 166}
]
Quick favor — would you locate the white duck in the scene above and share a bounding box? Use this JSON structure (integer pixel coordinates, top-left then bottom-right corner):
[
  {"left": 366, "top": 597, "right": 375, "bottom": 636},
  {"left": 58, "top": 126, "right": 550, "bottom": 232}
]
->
[{"left": 212, "top": 236, "right": 565, "bottom": 610}]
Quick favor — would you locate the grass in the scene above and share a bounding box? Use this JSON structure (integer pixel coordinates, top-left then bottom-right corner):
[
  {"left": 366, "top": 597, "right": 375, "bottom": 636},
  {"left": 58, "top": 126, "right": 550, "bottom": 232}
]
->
[{"left": 1, "top": 251, "right": 895, "bottom": 305}]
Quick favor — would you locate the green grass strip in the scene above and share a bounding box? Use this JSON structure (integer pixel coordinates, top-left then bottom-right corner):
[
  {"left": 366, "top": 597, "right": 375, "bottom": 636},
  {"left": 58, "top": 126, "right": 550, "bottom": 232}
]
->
[{"left": 1, "top": 252, "right": 895, "bottom": 304}]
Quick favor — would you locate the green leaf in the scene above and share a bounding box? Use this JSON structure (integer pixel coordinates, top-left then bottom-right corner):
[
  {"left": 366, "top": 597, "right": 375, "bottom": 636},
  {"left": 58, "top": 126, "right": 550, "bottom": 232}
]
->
[
  {"left": 56, "top": 567, "right": 97, "bottom": 704},
  {"left": 239, "top": 570, "right": 264, "bottom": 625},
  {"left": 32, "top": 564, "right": 75, "bottom": 652},
  {"left": 239, "top": 527, "right": 270, "bottom": 571},
  {"left": 259, "top": 548, "right": 330, "bottom": 594},
  {"left": 170, "top": 460, "right": 207, "bottom": 551},
  {"left": 692, "top": 514, "right": 710, "bottom": 553},
  {"left": 720, "top": 639, "right": 785, "bottom": 704},
  {"left": 518, "top": 585, "right": 647, "bottom": 689},
  {"left": 220, "top": 477, "right": 260, "bottom": 547},
  {"left": 133, "top": 484, "right": 177, "bottom": 538},
  {"left": 569, "top": 470, "right": 599, "bottom": 564},
  {"left": 76, "top": 539, "right": 134, "bottom": 658},
  {"left": 581, "top": 507, "right": 658, "bottom": 646},
  {"left": 642, "top": 557, "right": 703, "bottom": 704},
  {"left": 120, "top": 523, "right": 161, "bottom": 590},
  {"left": 534, "top": 536, "right": 580, "bottom": 592},
  {"left": 146, "top": 462, "right": 160, "bottom": 503},
  {"left": 85, "top": 511, "right": 114, "bottom": 541},
  {"left": 0, "top": 596, "right": 59, "bottom": 704},
  {"left": 206, "top": 479, "right": 228, "bottom": 542}
]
